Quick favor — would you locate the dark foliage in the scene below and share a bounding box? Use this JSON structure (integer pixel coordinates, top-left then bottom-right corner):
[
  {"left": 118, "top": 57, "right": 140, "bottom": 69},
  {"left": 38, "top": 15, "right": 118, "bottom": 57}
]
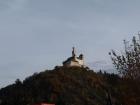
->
[{"left": 0, "top": 67, "right": 139, "bottom": 105}]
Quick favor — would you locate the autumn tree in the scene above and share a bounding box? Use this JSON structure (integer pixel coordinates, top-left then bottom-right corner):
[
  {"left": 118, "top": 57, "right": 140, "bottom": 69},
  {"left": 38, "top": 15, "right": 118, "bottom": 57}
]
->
[{"left": 109, "top": 35, "right": 140, "bottom": 80}]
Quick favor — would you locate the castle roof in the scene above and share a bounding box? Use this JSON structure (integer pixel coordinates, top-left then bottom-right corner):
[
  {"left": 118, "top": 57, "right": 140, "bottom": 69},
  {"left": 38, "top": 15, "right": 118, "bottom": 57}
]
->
[{"left": 63, "top": 56, "right": 78, "bottom": 64}]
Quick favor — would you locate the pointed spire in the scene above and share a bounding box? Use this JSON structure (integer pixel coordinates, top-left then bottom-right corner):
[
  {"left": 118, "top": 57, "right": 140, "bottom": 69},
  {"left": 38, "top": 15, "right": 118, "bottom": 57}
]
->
[{"left": 72, "top": 47, "right": 76, "bottom": 57}]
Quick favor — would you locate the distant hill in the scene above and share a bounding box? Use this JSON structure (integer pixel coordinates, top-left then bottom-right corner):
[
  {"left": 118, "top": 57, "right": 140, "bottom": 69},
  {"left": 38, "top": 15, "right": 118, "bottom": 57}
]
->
[
  {"left": 87, "top": 60, "right": 115, "bottom": 73},
  {"left": 0, "top": 67, "right": 139, "bottom": 105}
]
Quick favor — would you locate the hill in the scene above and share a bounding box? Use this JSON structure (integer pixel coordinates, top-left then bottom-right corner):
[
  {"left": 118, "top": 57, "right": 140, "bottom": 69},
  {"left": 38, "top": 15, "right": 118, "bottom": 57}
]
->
[{"left": 0, "top": 67, "right": 140, "bottom": 105}]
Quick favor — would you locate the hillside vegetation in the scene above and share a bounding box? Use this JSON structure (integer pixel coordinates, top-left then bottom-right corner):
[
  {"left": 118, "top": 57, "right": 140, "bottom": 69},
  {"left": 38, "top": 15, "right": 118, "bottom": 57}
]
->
[{"left": 0, "top": 67, "right": 139, "bottom": 105}]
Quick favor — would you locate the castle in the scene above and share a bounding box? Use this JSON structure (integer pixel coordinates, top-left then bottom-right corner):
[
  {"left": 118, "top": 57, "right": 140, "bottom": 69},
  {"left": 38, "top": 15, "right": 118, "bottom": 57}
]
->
[{"left": 63, "top": 47, "right": 85, "bottom": 67}]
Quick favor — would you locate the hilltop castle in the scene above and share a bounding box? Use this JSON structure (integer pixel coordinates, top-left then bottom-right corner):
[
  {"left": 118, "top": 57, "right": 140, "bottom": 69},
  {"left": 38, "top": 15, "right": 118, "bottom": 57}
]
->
[{"left": 63, "top": 47, "right": 85, "bottom": 67}]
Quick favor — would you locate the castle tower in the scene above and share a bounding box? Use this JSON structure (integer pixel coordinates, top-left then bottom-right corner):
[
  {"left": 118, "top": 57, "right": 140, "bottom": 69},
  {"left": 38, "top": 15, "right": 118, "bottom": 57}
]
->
[{"left": 63, "top": 47, "right": 85, "bottom": 67}]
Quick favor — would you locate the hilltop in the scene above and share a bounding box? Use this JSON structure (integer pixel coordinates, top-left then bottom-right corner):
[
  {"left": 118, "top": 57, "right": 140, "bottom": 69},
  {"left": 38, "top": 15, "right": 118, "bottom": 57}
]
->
[{"left": 0, "top": 67, "right": 140, "bottom": 105}]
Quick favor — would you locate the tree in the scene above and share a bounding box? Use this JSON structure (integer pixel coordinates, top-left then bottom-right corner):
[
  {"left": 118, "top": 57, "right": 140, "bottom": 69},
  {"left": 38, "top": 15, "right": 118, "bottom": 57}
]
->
[{"left": 109, "top": 35, "right": 140, "bottom": 80}]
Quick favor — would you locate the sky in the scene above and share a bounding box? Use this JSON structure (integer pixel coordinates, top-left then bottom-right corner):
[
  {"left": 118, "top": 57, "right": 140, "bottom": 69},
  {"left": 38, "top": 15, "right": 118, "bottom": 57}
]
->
[{"left": 0, "top": 0, "right": 140, "bottom": 88}]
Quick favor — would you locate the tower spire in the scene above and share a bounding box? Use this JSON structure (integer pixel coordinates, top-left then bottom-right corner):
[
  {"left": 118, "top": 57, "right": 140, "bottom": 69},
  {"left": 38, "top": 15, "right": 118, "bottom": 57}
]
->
[{"left": 72, "top": 47, "right": 76, "bottom": 57}]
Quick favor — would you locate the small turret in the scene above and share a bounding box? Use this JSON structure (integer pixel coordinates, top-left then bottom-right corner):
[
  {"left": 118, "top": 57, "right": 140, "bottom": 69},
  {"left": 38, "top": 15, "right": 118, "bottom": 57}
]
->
[{"left": 79, "top": 54, "right": 84, "bottom": 60}]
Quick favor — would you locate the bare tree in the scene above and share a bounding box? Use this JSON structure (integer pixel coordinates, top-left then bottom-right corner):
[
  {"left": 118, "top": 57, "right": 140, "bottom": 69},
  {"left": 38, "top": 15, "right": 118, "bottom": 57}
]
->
[{"left": 109, "top": 35, "right": 140, "bottom": 80}]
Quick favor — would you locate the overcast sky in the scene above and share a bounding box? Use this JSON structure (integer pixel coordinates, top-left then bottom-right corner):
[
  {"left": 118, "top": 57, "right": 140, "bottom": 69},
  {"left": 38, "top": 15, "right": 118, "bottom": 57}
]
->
[{"left": 0, "top": 0, "right": 140, "bottom": 87}]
